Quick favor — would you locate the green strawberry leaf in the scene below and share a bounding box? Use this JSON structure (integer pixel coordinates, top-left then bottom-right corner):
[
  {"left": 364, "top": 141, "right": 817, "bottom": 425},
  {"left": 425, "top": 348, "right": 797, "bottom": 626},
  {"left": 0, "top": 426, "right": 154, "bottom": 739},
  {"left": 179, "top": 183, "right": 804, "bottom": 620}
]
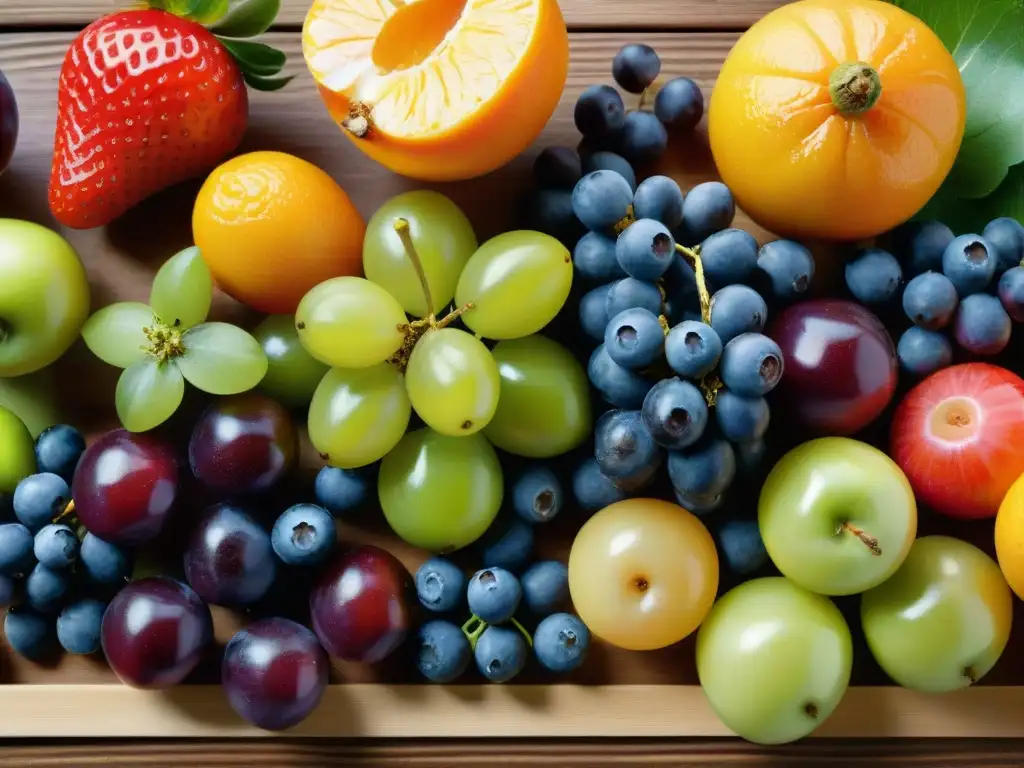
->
[
  {"left": 920, "top": 162, "right": 1024, "bottom": 231},
  {"left": 150, "top": 0, "right": 231, "bottom": 25},
  {"left": 242, "top": 71, "right": 295, "bottom": 92},
  {"left": 218, "top": 38, "right": 286, "bottom": 76},
  {"left": 213, "top": 0, "right": 282, "bottom": 39}
]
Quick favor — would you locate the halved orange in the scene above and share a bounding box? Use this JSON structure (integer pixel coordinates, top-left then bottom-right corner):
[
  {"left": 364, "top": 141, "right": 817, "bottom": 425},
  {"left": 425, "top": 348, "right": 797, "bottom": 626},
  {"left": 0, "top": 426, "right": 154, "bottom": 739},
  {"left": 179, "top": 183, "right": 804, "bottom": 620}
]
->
[{"left": 302, "top": 0, "right": 569, "bottom": 181}]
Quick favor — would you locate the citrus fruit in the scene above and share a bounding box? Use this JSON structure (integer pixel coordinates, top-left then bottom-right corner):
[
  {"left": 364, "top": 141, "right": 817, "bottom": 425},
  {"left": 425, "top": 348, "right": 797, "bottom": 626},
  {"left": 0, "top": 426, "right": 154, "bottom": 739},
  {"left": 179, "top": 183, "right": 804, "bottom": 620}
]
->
[
  {"left": 192, "top": 151, "right": 366, "bottom": 314},
  {"left": 708, "top": 0, "right": 966, "bottom": 241},
  {"left": 302, "top": 0, "right": 569, "bottom": 181},
  {"left": 995, "top": 472, "right": 1024, "bottom": 600}
]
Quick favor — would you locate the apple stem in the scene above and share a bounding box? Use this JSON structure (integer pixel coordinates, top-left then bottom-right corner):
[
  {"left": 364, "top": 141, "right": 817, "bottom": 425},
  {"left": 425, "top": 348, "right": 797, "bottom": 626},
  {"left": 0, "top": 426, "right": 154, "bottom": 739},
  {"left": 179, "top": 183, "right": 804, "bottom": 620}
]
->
[
  {"left": 964, "top": 666, "right": 977, "bottom": 685},
  {"left": 841, "top": 522, "right": 882, "bottom": 556},
  {"left": 393, "top": 218, "right": 435, "bottom": 323}
]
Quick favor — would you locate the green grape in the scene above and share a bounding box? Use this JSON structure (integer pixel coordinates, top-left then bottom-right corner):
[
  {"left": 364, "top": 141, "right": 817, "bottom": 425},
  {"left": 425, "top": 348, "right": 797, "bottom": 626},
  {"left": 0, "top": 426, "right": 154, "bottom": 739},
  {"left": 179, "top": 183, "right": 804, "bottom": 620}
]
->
[
  {"left": 308, "top": 363, "right": 411, "bottom": 469},
  {"left": 0, "top": 405, "right": 36, "bottom": 494},
  {"left": 178, "top": 322, "right": 268, "bottom": 395},
  {"left": 0, "top": 369, "right": 61, "bottom": 437},
  {"left": 253, "top": 314, "right": 329, "bottom": 408},
  {"left": 115, "top": 359, "right": 185, "bottom": 432},
  {"left": 295, "top": 277, "right": 407, "bottom": 368},
  {"left": 404, "top": 327, "right": 500, "bottom": 436},
  {"left": 363, "top": 191, "right": 478, "bottom": 318},
  {"left": 378, "top": 428, "right": 502, "bottom": 552},
  {"left": 455, "top": 230, "right": 573, "bottom": 340},
  {"left": 484, "top": 334, "right": 592, "bottom": 458},
  {"left": 149, "top": 246, "right": 212, "bottom": 329},
  {"left": 81, "top": 302, "right": 153, "bottom": 369}
]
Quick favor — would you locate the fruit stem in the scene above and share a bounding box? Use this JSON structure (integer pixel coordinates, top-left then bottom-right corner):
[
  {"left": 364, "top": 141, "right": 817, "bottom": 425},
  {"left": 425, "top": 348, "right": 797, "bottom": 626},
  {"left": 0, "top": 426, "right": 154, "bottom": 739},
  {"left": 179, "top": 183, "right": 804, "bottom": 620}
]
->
[
  {"left": 675, "top": 244, "right": 722, "bottom": 406},
  {"left": 510, "top": 616, "right": 534, "bottom": 648},
  {"left": 394, "top": 218, "right": 435, "bottom": 323},
  {"left": 841, "top": 521, "right": 882, "bottom": 556},
  {"left": 829, "top": 62, "right": 882, "bottom": 115},
  {"left": 461, "top": 615, "right": 489, "bottom": 651},
  {"left": 142, "top": 317, "right": 186, "bottom": 363},
  {"left": 614, "top": 204, "right": 636, "bottom": 235},
  {"left": 964, "top": 665, "right": 978, "bottom": 685},
  {"left": 434, "top": 302, "right": 474, "bottom": 330}
]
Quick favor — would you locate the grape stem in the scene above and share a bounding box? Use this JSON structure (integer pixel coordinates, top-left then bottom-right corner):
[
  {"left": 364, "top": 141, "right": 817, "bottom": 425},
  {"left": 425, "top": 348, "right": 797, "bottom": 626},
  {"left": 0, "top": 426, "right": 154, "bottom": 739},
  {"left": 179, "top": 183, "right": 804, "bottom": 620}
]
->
[
  {"left": 841, "top": 521, "right": 882, "bottom": 556},
  {"left": 394, "top": 218, "right": 435, "bottom": 322},
  {"left": 461, "top": 615, "right": 489, "bottom": 651},
  {"left": 510, "top": 616, "right": 534, "bottom": 647},
  {"left": 675, "top": 243, "right": 722, "bottom": 406}
]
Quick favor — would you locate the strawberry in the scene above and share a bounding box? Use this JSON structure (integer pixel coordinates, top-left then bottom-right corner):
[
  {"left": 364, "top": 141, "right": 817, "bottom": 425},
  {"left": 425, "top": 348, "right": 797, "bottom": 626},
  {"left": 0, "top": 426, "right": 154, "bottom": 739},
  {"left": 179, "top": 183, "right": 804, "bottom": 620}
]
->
[{"left": 49, "top": 4, "right": 288, "bottom": 230}]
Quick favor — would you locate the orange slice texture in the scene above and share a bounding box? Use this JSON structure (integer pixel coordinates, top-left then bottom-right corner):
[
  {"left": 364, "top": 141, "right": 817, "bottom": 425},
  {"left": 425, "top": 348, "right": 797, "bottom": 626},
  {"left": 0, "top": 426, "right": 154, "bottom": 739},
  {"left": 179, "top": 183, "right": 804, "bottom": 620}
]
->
[{"left": 302, "top": 0, "right": 569, "bottom": 181}]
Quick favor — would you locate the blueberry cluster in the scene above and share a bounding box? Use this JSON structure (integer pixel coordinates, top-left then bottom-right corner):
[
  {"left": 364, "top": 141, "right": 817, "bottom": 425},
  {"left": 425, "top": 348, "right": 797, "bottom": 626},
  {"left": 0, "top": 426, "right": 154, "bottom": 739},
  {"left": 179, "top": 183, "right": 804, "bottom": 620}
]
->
[
  {"left": 842, "top": 217, "right": 1024, "bottom": 377},
  {"left": 0, "top": 425, "right": 125, "bottom": 660}
]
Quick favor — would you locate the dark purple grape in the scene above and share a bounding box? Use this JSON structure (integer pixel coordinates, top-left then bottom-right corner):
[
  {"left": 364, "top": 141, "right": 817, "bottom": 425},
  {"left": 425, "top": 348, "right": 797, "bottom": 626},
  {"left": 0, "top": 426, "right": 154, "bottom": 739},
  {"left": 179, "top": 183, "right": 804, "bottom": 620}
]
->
[
  {"left": 573, "top": 84, "right": 625, "bottom": 138},
  {"left": 612, "top": 43, "right": 661, "bottom": 94},
  {"left": 532, "top": 146, "right": 582, "bottom": 190},
  {"left": 654, "top": 77, "right": 704, "bottom": 132}
]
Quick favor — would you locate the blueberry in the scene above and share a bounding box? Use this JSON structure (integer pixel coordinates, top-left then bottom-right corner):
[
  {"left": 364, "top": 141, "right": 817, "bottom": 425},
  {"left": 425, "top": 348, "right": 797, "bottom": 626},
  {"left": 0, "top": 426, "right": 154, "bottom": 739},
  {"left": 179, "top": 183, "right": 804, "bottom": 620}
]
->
[
  {"left": 13, "top": 473, "right": 70, "bottom": 532},
  {"left": 25, "top": 563, "right": 68, "bottom": 613},
  {"left": 665, "top": 320, "right": 722, "bottom": 379},
  {"left": 594, "top": 409, "right": 660, "bottom": 479},
  {"left": 640, "top": 378, "right": 708, "bottom": 450},
  {"left": 892, "top": 220, "right": 954, "bottom": 275},
  {"left": 605, "top": 277, "right": 662, "bottom": 317},
  {"left": 897, "top": 327, "right": 953, "bottom": 377},
  {"left": 735, "top": 437, "right": 767, "bottom": 475},
  {"left": 709, "top": 285, "right": 768, "bottom": 344},
  {"left": 719, "top": 332, "right": 784, "bottom": 397},
  {"left": 701, "top": 228, "right": 760, "bottom": 288},
  {"left": 582, "top": 150, "right": 637, "bottom": 192},
  {"left": 0, "top": 574, "right": 14, "bottom": 608},
  {"left": 479, "top": 518, "right": 534, "bottom": 573},
  {"left": 520, "top": 561, "right": 569, "bottom": 615},
  {"left": 574, "top": 84, "right": 626, "bottom": 138},
  {"left": 572, "top": 171, "right": 634, "bottom": 233},
  {"left": 604, "top": 307, "right": 665, "bottom": 370},
  {"left": 33, "top": 524, "right": 78, "bottom": 570},
  {"left": 33, "top": 425, "right": 85, "bottom": 483},
  {"left": 663, "top": 250, "right": 699, "bottom": 303},
  {"left": 572, "top": 458, "right": 628, "bottom": 512},
  {"left": 617, "top": 111, "right": 668, "bottom": 165},
  {"left": 999, "top": 266, "right": 1024, "bottom": 322},
  {"left": 314, "top": 466, "right": 371, "bottom": 517},
  {"left": 580, "top": 285, "right": 612, "bottom": 341},
  {"left": 512, "top": 466, "right": 563, "bottom": 524},
  {"left": 0, "top": 522, "right": 33, "bottom": 576},
  {"left": 79, "top": 532, "right": 131, "bottom": 585},
  {"left": 757, "top": 240, "right": 815, "bottom": 299},
  {"left": 574, "top": 232, "right": 625, "bottom": 283},
  {"left": 587, "top": 345, "right": 654, "bottom": 409},
  {"left": 474, "top": 625, "right": 527, "bottom": 683},
  {"left": 467, "top": 567, "right": 522, "bottom": 624},
  {"left": 610, "top": 455, "right": 661, "bottom": 493},
  {"left": 668, "top": 439, "right": 736, "bottom": 499},
  {"left": 56, "top": 598, "right": 105, "bottom": 655},
  {"left": 983, "top": 217, "right": 1024, "bottom": 275},
  {"left": 718, "top": 520, "right": 768, "bottom": 576},
  {"left": 845, "top": 248, "right": 902, "bottom": 304},
  {"left": 715, "top": 388, "right": 770, "bottom": 442},
  {"left": 902, "top": 272, "right": 959, "bottom": 329},
  {"left": 533, "top": 146, "right": 583, "bottom": 190},
  {"left": 615, "top": 219, "right": 675, "bottom": 281},
  {"left": 942, "top": 234, "right": 996, "bottom": 296},
  {"left": 632, "top": 175, "right": 684, "bottom": 229},
  {"left": 654, "top": 76, "right": 704, "bottom": 132},
  {"left": 534, "top": 613, "right": 590, "bottom": 673},
  {"left": 674, "top": 488, "right": 725, "bottom": 515},
  {"left": 270, "top": 504, "right": 336, "bottom": 567},
  {"left": 415, "top": 557, "right": 465, "bottom": 614},
  {"left": 525, "top": 189, "right": 586, "bottom": 248},
  {"left": 678, "top": 182, "right": 734, "bottom": 244},
  {"left": 576, "top": 133, "right": 619, "bottom": 159},
  {"left": 954, "top": 293, "right": 1011, "bottom": 355},
  {"left": 613, "top": 43, "right": 661, "bottom": 93},
  {"left": 4, "top": 608, "right": 54, "bottom": 660},
  {"left": 415, "top": 620, "right": 471, "bottom": 683}
]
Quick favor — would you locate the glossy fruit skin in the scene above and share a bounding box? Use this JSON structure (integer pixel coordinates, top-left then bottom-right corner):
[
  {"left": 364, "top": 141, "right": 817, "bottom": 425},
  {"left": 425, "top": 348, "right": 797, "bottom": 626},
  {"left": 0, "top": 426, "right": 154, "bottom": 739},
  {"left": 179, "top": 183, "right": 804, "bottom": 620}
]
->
[
  {"left": 0, "top": 219, "right": 90, "bottom": 377},
  {"left": 0, "top": 68, "right": 18, "bottom": 176},
  {"left": 768, "top": 299, "right": 897, "bottom": 435},
  {"left": 194, "top": 151, "right": 365, "bottom": 314},
  {"left": 891, "top": 363, "right": 1024, "bottom": 520},
  {"left": 222, "top": 617, "right": 329, "bottom": 731},
  {"left": 861, "top": 536, "right": 1012, "bottom": 693},
  {"left": 759, "top": 437, "right": 917, "bottom": 596},
  {"left": 995, "top": 472, "right": 1024, "bottom": 600},
  {"left": 568, "top": 498, "right": 718, "bottom": 651},
  {"left": 33, "top": 424, "right": 85, "bottom": 483},
  {"left": 253, "top": 315, "right": 329, "bottom": 409},
  {"left": 378, "top": 429, "right": 502, "bottom": 552},
  {"left": 0, "top": 406, "right": 36, "bottom": 495},
  {"left": 189, "top": 393, "right": 298, "bottom": 495},
  {"left": 696, "top": 577, "right": 852, "bottom": 745},
  {"left": 101, "top": 577, "right": 213, "bottom": 689},
  {"left": 183, "top": 504, "right": 276, "bottom": 607},
  {"left": 73, "top": 429, "right": 179, "bottom": 546},
  {"left": 13, "top": 473, "right": 68, "bottom": 532},
  {"left": 309, "top": 545, "right": 414, "bottom": 663}
]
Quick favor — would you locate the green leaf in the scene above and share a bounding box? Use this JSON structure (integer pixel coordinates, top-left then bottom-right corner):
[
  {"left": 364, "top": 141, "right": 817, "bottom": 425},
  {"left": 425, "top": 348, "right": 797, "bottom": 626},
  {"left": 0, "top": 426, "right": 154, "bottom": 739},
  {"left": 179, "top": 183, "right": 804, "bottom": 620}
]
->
[
  {"left": 115, "top": 360, "right": 185, "bottom": 433},
  {"left": 150, "top": 246, "right": 213, "bottom": 330},
  {"left": 213, "top": 0, "right": 281, "bottom": 38},
  {"left": 242, "top": 71, "right": 294, "bottom": 92},
  {"left": 218, "top": 38, "right": 286, "bottom": 77},
  {"left": 919, "top": 163, "right": 1024, "bottom": 232},
  {"left": 891, "top": 0, "right": 1024, "bottom": 200},
  {"left": 82, "top": 303, "right": 154, "bottom": 369},
  {"left": 150, "top": 0, "right": 231, "bottom": 25}
]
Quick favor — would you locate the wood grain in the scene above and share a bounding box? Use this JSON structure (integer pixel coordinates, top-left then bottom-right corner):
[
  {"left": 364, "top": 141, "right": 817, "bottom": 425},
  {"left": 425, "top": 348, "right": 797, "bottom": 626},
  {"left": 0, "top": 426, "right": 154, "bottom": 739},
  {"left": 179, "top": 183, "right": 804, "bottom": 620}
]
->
[{"left": 0, "top": 0, "right": 789, "bottom": 31}]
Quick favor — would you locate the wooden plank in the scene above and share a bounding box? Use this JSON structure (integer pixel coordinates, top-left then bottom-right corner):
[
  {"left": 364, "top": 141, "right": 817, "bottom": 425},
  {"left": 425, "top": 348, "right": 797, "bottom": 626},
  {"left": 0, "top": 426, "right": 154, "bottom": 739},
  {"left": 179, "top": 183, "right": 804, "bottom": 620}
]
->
[{"left": 0, "top": 0, "right": 788, "bottom": 31}]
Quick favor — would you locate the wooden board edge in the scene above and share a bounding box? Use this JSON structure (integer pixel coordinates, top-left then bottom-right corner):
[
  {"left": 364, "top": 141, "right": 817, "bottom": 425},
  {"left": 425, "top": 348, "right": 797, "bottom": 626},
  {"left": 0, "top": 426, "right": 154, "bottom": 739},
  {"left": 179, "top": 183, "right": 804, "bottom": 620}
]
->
[{"left": 1, "top": 684, "right": 1024, "bottom": 739}]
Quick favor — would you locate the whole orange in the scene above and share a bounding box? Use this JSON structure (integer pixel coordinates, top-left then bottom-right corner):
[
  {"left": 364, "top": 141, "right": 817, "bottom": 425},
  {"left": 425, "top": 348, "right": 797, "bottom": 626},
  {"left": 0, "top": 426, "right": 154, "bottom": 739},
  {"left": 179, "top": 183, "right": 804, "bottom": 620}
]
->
[
  {"left": 995, "top": 472, "right": 1024, "bottom": 600},
  {"left": 302, "top": 0, "right": 568, "bottom": 182},
  {"left": 708, "top": 0, "right": 966, "bottom": 241},
  {"left": 193, "top": 151, "right": 365, "bottom": 314}
]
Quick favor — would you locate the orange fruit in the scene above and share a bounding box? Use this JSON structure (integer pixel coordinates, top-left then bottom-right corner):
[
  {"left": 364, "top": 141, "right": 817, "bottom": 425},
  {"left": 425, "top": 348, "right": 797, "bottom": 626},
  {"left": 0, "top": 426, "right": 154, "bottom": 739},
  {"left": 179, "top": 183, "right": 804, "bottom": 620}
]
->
[
  {"left": 193, "top": 151, "right": 365, "bottom": 315},
  {"left": 708, "top": 0, "right": 966, "bottom": 241},
  {"left": 995, "top": 472, "right": 1024, "bottom": 601},
  {"left": 302, "top": 0, "right": 568, "bottom": 182}
]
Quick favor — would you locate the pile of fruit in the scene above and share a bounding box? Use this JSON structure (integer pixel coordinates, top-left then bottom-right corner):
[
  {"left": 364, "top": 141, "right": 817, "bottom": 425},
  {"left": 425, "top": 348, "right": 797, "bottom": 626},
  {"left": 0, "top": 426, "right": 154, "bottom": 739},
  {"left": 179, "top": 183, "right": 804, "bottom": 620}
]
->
[{"left": 1, "top": 0, "right": 1024, "bottom": 749}]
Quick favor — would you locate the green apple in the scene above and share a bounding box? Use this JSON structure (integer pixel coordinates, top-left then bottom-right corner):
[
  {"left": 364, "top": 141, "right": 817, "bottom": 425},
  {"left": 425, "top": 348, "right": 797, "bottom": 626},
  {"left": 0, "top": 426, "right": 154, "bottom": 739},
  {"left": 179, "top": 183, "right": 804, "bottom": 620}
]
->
[
  {"left": 758, "top": 437, "right": 917, "bottom": 596},
  {"left": 0, "top": 219, "right": 90, "bottom": 377},
  {"left": 696, "top": 577, "right": 852, "bottom": 745},
  {"left": 861, "top": 535, "right": 1013, "bottom": 693},
  {"left": 0, "top": 404, "right": 36, "bottom": 493}
]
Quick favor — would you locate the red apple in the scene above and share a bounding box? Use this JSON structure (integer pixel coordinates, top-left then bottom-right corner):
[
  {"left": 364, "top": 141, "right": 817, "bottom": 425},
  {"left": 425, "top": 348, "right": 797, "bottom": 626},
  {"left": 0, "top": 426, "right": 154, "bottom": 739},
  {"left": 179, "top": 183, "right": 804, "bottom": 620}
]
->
[
  {"left": 891, "top": 363, "right": 1024, "bottom": 519},
  {"left": 768, "top": 299, "right": 897, "bottom": 435}
]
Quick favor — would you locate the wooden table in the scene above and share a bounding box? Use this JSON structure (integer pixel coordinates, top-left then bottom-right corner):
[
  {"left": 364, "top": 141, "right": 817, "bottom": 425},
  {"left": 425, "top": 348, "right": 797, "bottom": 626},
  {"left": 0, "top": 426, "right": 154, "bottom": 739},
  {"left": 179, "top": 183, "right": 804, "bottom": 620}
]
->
[{"left": 3, "top": 0, "right": 1024, "bottom": 764}]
